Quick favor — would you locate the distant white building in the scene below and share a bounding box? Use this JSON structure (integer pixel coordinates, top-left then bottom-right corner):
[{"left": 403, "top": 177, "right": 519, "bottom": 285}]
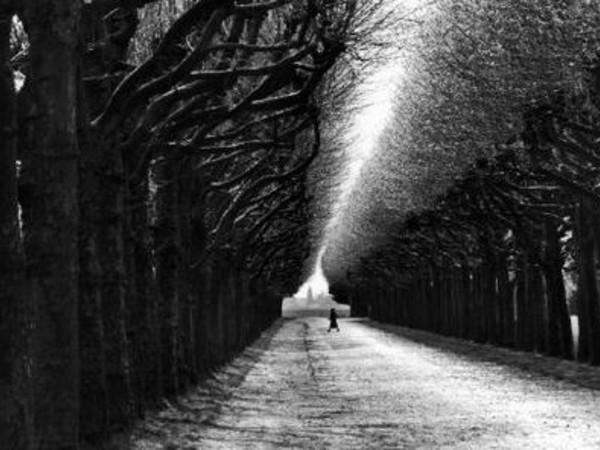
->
[{"left": 281, "top": 291, "right": 350, "bottom": 318}]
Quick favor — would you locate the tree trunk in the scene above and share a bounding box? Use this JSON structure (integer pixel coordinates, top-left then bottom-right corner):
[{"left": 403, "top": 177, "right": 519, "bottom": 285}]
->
[
  {"left": 178, "top": 160, "right": 195, "bottom": 388},
  {"left": 127, "top": 166, "right": 163, "bottom": 405},
  {"left": 123, "top": 176, "right": 144, "bottom": 413},
  {"left": 20, "top": 2, "right": 81, "bottom": 447},
  {"left": 473, "top": 265, "right": 486, "bottom": 343},
  {"left": 515, "top": 252, "right": 532, "bottom": 351},
  {"left": 529, "top": 260, "right": 548, "bottom": 354},
  {"left": 543, "top": 220, "right": 573, "bottom": 359},
  {"left": 96, "top": 135, "right": 134, "bottom": 429},
  {"left": 0, "top": 9, "right": 30, "bottom": 448},
  {"left": 193, "top": 265, "right": 209, "bottom": 377},
  {"left": 78, "top": 225, "right": 108, "bottom": 443},
  {"left": 483, "top": 260, "right": 498, "bottom": 345},
  {"left": 575, "top": 198, "right": 600, "bottom": 364},
  {"left": 497, "top": 253, "right": 514, "bottom": 348},
  {"left": 206, "top": 257, "right": 225, "bottom": 366},
  {"left": 461, "top": 268, "right": 472, "bottom": 340},
  {"left": 77, "top": 3, "right": 138, "bottom": 437},
  {"left": 154, "top": 159, "right": 182, "bottom": 396},
  {"left": 77, "top": 58, "right": 111, "bottom": 443},
  {"left": 418, "top": 270, "right": 428, "bottom": 330},
  {"left": 218, "top": 257, "right": 234, "bottom": 359},
  {"left": 79, "top": 2, "right": 140, "bottom": 430},
  {"left": 190, "top": 177, "right": 208, "bottom": 377}
]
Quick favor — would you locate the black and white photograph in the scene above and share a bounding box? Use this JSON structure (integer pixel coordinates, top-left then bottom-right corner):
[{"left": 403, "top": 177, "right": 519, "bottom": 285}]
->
[{"left": 2, "top": 0, "right": 600, "bottom": 448}]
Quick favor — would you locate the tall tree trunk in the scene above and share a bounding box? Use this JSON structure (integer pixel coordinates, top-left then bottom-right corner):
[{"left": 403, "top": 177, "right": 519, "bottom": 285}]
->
[
  {"left": 497, "top": 253, "right": 514, "bottom": 348},
  {"left": 575, "top": 197, "right": 600, "bottom": 364},
  {"left": 473, "top": 265, "right": 486, "bottom": 343},
  {"left": 529, "top": 260, "right": 547, "bottom": 354},
  {"left": 515, "top": 251, "right": 532, "bottom": 351},
  {"left": 178, "top": 160, "right": 195, "bottom": 388},
  {"left": 126, "top": 162, "right": 163, "bottom": 407},
  {"left": 0, "top": 8, "right": 30, "bottom": 448},
  {"left": 199, "top": 264, "right": 215, "bottom": 371},
  {"left": 79, "top": 2, "right": 139, "bottom": 432},
  {"left": 78, "top": 62, "right": 111, "bottom": 443},
  {"left": 78, "top": 225, "right": 108, "bottom": 444},
  {"left": 461, "top": 268, "right": 472, "bottom": 340},
  {"left": 418, "top": 270, "right": 428, "bottom": 330},
  {"left": 544, "top": 220, "right": 573, "bottom": 359},
  {"left": 123, "top": 177, "right": 142, "bottom": 413},
  {"left": 205, "top": 258, "right": 223, "bottom": 367},
  {"left": 20, "top": 1, "right": 81, "bottom": 447},
  {"left": 190, "top": 178, "right": 208, "bottom": 378},
  {"left": 483, "top": 260, "right": 499, "bottom": 345},
  {"left": 154, "top": 159, "right": 181, "bottom": 396},
  {"left": 217, "top": 257, "right": 233, "bottom": 360},
  {"left": 96, "top": 136, "right": 133, "bottom": 429}
]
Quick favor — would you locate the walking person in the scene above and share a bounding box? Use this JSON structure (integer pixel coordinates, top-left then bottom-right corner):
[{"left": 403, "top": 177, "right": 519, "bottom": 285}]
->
[{"left": 328, "top": 308, "right": 340, "bottom": 332}]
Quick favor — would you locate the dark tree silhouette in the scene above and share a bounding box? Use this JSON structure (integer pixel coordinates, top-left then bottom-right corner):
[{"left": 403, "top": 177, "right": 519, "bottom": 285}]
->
[{"left": 0, "top": 0, "right": 384, "bottom": 447}]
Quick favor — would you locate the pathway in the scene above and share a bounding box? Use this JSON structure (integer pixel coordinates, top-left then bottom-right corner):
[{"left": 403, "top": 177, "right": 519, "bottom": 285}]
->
[{"left": 123, "top": 317, "right": 600, "bottom": 449}]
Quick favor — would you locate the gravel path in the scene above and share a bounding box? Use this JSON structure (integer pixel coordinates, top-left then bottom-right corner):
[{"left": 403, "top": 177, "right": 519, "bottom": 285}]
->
[{"left": 124, "top": 318, "right": 600, "bottom": 449}]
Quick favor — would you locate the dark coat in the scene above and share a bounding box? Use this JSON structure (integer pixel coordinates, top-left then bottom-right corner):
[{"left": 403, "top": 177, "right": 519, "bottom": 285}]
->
[{"left": 329, "top": 309, "right": 338, "bottom": 328}]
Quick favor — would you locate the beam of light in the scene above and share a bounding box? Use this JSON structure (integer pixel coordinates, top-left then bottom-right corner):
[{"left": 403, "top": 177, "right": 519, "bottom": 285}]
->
[
  {"left": 326, "top": 65, "right": 399, "bottom": 233},
  {"left": 294, "top": 0, "right": 428, "bottom": 295},
  {"left": 295, "top": 246, "right": 329, "bottom": 297},
  {"left": 294, "top": 65, "right": 401, "bottom": 297}
]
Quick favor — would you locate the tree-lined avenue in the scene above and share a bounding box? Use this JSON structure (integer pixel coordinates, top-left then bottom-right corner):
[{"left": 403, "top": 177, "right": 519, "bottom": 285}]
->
[{"left": 127, "top": 318, "right": 600, "bottom": 449}]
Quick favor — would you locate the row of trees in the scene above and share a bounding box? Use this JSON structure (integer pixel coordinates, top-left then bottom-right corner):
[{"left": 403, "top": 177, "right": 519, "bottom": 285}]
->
[
  {"left": 0, "top": 0, "right": 382, "bottom": 448},
  {"left": 344, "top": 124, "right": 597, "bottom": 362},
  {"left": 323, "top": 1, "right": 600, "bottom": 364}
]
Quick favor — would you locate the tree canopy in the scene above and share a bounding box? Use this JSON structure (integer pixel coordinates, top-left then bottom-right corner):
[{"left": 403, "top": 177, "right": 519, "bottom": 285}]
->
[{"left": 319, "top": 0, "right": 600, "bottom": 284}]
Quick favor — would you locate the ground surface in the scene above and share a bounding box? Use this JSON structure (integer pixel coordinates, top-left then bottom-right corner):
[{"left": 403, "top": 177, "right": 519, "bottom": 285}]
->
[{"left": 122, "top": 318, "right": 600, "bottom": 449}]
